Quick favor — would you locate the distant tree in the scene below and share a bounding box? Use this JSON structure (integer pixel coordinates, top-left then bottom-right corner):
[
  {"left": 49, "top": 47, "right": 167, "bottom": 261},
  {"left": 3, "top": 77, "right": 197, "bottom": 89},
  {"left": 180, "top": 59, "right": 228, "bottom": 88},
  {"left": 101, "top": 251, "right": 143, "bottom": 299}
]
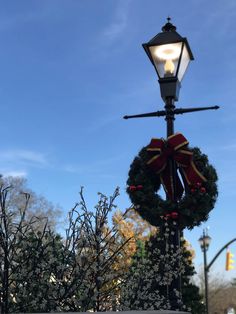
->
[
  {"left": 197, "top": 270, "right": 236, "bottom": 313},
  {"left": 0, "top": 176, "right": 61, "bottom": 230},
  {"left": 231, "top": 278, "right": 236, "bottom": 287},
  {"left": 114, "top": 207, "right": 158, "bottom": 240},
  {"left": 112, "top": 207, "right": 157, "bottom": 272},
  {"left": 209, "top": 285, "right": 236, "bottom": 313}
]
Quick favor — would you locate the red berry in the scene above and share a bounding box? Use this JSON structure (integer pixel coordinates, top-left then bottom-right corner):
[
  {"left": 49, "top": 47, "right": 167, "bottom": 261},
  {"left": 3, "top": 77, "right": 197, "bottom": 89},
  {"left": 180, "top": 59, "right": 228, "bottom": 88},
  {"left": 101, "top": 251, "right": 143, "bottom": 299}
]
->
[
  {"left": 191, "top": 188, "right": 196, "bottom": 193},
  {"left": 137, "top": 185, "right": 143, "bottom": 190},
  {"left": 196, "top": 182, "right": 202, "bottom": 188},
  {"left": 200, "top": 187, "right": 206, "bottom": 193},
  {"left": 129, "top": 185, "right": 136, "bottom": 191},
  {"left": 171, "top": 212, "right": 178, "bottom": 219}
]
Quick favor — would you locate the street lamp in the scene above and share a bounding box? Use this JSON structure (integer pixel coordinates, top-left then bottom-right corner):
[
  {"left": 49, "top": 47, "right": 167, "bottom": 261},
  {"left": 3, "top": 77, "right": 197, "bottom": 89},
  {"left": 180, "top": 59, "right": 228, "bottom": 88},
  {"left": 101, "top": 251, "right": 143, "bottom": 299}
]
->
[
  {"left": 123, "top": 17, "right": 219, "bottom": 311},
  {"left": 142, "top": 19, "right": 195, "bottom": 309},
  {"left": 198, "top": 231, "right": 212, "bottom": 251},
  {"left": 198, "top": 229, "right": 212, "bottom": 314},
  {"left": 142, "top": 17, "right": 194, "bottom": 102},
  {"left": 198, "top": 234, "right": 236, "bottom": 314}
]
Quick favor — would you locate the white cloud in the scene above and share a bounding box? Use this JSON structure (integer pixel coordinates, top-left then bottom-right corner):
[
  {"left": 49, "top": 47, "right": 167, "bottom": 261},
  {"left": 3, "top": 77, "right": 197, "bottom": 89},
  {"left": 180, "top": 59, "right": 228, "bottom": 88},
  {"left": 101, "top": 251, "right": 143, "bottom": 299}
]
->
[
  {"left": 64, "top": 154, "right": 127, "bottom": 175},
  {"left": 0, "top": 4, "right": 55, "bottom": 32},
  {"left": 64, "top": 165, "right": 83, "bottom": 174},
  {"left": 223, "top": 144, "right": 236, "bottom": 151},
  {"left": 0, "top": 149, "right": 49, "bottom": 178},
  {"left": 103, "top": 15, "right": 127, "bottom": 40},
  {"left": 102, "top": 0, "right": 131, "bottom": 41},
  {"left": 0, "top": 149, "right": 47, "bottom": 166},
  {"left": 2, "top": 170, "right": 27, "bottom": 178}
]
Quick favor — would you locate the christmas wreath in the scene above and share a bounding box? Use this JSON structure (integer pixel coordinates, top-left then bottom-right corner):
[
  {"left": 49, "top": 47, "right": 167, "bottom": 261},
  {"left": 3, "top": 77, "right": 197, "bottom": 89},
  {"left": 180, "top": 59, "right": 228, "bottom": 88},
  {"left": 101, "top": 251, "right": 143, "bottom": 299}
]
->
[{"left": 127, "top": 133, "right": 218, "bottom": 230}]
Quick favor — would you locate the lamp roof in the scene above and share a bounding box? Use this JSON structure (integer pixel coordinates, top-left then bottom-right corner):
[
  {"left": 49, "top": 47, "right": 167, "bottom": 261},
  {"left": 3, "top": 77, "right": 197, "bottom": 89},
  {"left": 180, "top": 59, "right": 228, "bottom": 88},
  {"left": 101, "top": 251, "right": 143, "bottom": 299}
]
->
[{"left": 143, "top": 18, "right": 194, "bottom": 60}]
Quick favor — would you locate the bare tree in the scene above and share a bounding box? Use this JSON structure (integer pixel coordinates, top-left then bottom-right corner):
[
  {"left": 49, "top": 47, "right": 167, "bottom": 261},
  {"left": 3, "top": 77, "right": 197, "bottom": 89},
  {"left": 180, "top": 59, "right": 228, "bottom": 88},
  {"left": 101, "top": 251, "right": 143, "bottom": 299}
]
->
[
  {"left": 0, "top": 182, "right": 51, "bottom": 313},
  {"left": 55, "top": 187, "right": 133, "bottom": 311},
  {"left": 196, "top": 268, "right": 236, "bottom": 313},
  {"left": 0, "top": 185, "right": 136, "bottom": 312}
]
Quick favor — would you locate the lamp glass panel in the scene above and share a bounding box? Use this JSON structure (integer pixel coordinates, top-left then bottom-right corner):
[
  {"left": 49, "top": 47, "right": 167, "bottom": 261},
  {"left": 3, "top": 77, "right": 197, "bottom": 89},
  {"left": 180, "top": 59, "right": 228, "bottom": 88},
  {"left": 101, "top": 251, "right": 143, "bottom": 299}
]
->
[
  {"left": 204, "top": 235, "right": 211, "bottom": 247},
  {"left": 177, "top": 43, "right": 191, "bottom": 82},
  {"left": 198, "top": 237, "right": 204, "bottom": 248},
  {"left": 149, "top": 42, "right": 182, "bottom": 78}
]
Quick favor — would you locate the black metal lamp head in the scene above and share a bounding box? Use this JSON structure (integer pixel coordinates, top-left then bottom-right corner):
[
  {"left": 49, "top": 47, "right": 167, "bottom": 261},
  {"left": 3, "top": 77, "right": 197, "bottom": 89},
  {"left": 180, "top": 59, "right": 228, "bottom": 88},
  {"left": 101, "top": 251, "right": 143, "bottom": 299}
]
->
[
  {"left": 198, "top": 232, "right": 212, "bottom": 252},
  {"left": 142, "top": 18, "right": 194, "bottom": 101}
]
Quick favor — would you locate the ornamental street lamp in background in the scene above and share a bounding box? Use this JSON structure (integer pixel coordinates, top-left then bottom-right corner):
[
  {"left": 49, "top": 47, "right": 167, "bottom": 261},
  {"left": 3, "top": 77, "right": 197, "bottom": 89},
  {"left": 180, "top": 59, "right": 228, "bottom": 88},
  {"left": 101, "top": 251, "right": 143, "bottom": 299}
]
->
[
  {"left": 124, "top": 18, "right": 219, "bottom": 311},
  {"left": 198, "top": 232, "right": 236, "bottom": 314},
  {"left": 198, "top": 229, "right": 211, "bottom": 314}
]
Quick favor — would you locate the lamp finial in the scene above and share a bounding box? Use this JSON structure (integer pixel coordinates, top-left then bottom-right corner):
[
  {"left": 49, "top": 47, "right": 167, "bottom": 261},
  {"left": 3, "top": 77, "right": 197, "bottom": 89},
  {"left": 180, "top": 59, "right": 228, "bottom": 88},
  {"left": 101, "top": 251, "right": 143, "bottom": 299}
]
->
[{"left": 162, "top": 17, "right": 176, "bottom": 32}]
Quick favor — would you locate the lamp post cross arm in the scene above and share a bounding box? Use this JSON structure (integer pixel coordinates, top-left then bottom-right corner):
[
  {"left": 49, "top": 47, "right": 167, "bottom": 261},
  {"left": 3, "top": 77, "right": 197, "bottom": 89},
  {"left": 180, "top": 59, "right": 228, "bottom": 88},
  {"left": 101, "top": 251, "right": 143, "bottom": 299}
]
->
[
  {"left": 174, "top": 105, "right": 219, "bottom": 115},
  {"left": 123, "top": 110, "right": 166, "bottom": 119},
  {"left": 206, "top": 238, "right": 236, "bottom": 272},
  {"left": 123, "top": 105, "right": 220, "bottom": 120}
]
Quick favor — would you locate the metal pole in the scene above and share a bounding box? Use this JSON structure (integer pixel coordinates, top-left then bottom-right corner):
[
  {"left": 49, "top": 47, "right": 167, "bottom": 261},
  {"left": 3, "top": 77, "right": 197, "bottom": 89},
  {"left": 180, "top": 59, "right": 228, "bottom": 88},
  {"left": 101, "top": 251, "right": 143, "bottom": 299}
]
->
[
  {"left": 203, "top": 237, "right": 209, "bottom": 314},
  {"left": 164, "top": 97, "right": 182, "bottom": 310},
  {"left": 165, "top": 97, "right": 176, "bottom": 200},
  {"left": 201, "top": 237, "right": 236, "bottom": 314},
  {"left": 206, "top": 238, "right": 236, "bottom": 272},
  {"left": 165, "top": 97, "right": 175, "bottom": 137}
]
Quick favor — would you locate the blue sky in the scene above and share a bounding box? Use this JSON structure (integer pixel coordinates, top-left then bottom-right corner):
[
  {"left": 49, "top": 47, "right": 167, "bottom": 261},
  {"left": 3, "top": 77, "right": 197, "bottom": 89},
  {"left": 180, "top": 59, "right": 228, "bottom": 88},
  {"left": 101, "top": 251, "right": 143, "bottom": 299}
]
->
[{"left": 0, "top": 0, "right": 236, "bottom": 281}]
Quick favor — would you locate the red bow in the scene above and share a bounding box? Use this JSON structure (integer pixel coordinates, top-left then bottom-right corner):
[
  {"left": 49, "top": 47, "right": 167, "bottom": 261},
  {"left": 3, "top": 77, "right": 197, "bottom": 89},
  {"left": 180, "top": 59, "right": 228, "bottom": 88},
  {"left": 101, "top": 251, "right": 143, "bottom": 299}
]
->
[{"left": 146, "top": 133, "right": 206, "bottom": 200}]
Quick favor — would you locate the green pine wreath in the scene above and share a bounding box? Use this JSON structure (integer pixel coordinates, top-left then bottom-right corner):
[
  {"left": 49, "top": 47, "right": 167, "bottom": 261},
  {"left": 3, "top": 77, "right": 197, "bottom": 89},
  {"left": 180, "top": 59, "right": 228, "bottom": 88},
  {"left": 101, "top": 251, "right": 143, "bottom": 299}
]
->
[{"left": 127, "top": 146, "right": 218, "bottom": 230}]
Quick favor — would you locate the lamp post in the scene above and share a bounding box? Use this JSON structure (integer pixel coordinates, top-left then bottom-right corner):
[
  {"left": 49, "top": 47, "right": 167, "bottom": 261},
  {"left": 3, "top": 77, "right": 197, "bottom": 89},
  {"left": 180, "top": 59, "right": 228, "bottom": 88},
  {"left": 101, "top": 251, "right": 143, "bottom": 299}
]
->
[
  {"left": 198, "top": 235, "right": 236, "bottom": 314},
  {"left": 198, "top": 229, "right": 212, "bottom": 314},
  {"left": 124, "top": 17, "right": 219, "bottom": 311},
  {"left": 142, "top": 19, "right": 194, "bottom": 310}
]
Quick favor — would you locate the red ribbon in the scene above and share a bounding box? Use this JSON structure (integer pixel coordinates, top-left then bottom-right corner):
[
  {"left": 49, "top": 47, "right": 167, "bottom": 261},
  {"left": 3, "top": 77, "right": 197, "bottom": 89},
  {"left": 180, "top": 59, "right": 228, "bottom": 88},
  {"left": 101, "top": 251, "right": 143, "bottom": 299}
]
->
[{"left": 146, "top": 133, "right": 206, "bottom": 200}]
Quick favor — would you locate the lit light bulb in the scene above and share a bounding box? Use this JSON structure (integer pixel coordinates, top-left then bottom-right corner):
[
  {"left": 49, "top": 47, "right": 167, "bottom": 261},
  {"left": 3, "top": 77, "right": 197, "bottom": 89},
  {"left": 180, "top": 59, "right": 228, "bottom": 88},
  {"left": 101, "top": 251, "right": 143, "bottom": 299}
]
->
[
  {"left": 153, "top": 43, "right": 181, "bottom": 77},
  {"left": 164, "top": 59, "right": 175, "bottom": 75}
]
